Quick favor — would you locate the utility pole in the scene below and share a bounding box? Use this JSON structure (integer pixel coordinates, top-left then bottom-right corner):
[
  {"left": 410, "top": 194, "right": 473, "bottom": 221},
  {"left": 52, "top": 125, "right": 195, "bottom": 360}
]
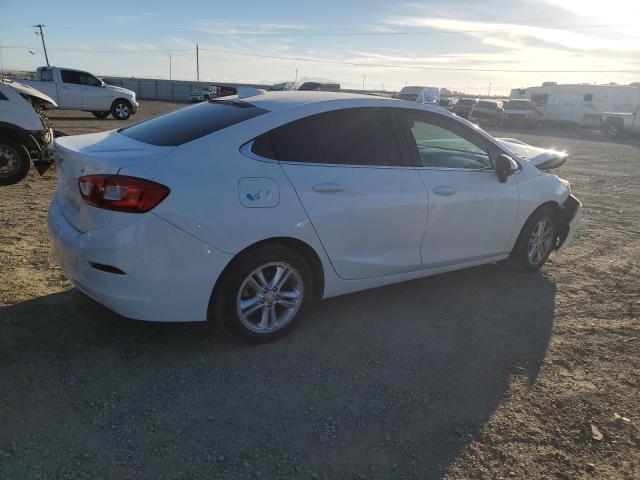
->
[
  {"left": 294, "top": 68, "right": 298, "bottom": 83},
  {"left": 362, "top": 75, "right": 365, "bottom": 90},
  {"left": 488, "top": 82, "right": 492, "bottom": 96},
  {"left": 33, "top": 24, "right": 50, "bottom": 66},
  {"left": 169, "top": 54, "right": 172, "bottom": 81},
  {"left": 196, "top": 44, "right": 199, "bottom": 82}
]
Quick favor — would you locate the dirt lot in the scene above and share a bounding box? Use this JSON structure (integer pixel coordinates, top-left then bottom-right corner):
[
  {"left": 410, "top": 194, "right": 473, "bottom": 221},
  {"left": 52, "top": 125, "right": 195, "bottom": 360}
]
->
[{"left": 1, "top": 100, "right": 639, "bottom": 480}]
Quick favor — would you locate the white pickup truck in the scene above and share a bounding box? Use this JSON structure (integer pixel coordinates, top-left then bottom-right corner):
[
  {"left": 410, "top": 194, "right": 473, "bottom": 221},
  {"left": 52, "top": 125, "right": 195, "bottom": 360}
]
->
[{"left": 19, "top": 66, "right": 138, "bottom": 120}]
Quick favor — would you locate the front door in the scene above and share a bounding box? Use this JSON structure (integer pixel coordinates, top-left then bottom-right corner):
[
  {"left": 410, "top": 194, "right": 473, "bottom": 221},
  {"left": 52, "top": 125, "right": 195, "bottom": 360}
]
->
[
  {"left": 59, "top": 70, "right": 83, "bottom": 108},
  {"left": 399, "top": 110, "right": 520, "bottom": 267},
  {"left": 265, "top": 108, "right": 429, "bottom": 280}
]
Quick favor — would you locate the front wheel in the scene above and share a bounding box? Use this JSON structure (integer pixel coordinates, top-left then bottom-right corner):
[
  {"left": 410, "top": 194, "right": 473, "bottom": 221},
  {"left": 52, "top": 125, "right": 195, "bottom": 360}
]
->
[
  {"left": 508, "top": 207, "right": 557, "bottom": 272},
  {"left": 91, "top": 111, "right": 110, "bottom": 119},
  {"left": 0, "top": 139, "right": 31, "bottom": 186},
  {"left": 212, "top": 245, "right": 314, "bottom": 343},
  {"left": 111, "top": 100, "right": 132, "bottom": 120}
]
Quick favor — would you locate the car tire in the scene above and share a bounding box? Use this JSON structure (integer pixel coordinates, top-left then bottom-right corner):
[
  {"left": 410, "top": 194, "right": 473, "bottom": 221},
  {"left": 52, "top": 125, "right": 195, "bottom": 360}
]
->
[
  {"left": 212, "top": 244, "right": 314, "bottom": 344},
  {"left": 508, "top": 206, "right": 558, "bottom": 272},
  {"left": 91, "top": 111, "right": 110, "bottom": 119},
  {"left": 111, "top": 99, "right": 132, "bottom": 120},
  {"left": 605, "top": 121, "right": 621, "bottom": 139},
  {"left": 0, "top": 138, "right": 31, "bottom": 186}
]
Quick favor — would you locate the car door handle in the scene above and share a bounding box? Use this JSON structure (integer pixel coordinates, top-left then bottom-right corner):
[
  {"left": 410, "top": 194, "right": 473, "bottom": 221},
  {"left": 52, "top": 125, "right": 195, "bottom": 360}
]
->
[
  {"left": 433, "top": 186, "right": 457, "bottom": 196},
  {"left": 312, "top": 183, "right": 345, "bottom": 193}
]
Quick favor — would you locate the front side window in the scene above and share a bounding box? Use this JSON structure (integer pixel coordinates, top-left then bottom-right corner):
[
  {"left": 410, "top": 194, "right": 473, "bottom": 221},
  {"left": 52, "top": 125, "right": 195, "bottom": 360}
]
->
[
  {"left": 403, "top": 112, "right": 491, "bottom": 170},
  {"left": 79, "top": 73, "right": 102, "bottom": 87},
  {"left": 61, "top": 70, "right": 82, "bottom": 85}
]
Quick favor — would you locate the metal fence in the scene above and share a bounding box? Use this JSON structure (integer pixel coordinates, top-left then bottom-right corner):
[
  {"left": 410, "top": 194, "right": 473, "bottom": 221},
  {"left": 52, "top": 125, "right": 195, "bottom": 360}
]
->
[
  {"left": 0, "top": 69, "right": 35, "bottom": 80},
  {"left": 102, "top": 77, "right": 271, "bottom": 102}
]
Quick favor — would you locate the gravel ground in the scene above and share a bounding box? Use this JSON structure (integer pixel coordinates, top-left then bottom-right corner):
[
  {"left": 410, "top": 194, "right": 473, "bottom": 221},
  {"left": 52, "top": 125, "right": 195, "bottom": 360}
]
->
[{"left": 1, "top": 101, "right": 639, "bottom": 480}]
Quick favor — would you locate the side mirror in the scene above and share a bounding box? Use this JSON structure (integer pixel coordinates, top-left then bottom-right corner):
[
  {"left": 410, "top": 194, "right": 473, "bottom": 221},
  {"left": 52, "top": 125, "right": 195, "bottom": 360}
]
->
[{"left": 496, "top": 154, "right": 516, "bottom": 183}]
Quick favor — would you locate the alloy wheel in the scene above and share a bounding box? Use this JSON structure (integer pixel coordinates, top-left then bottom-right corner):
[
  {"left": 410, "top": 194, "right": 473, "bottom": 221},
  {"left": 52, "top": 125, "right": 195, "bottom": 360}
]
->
[
  {"left": 527, "top": 217, "right": 554, "bottom": 266},
  {"left": 236, "top": 262, "right": 303, "bottom": 333},
  {"left": 115, "top": 103, "right": 130, "bottom": 119}
]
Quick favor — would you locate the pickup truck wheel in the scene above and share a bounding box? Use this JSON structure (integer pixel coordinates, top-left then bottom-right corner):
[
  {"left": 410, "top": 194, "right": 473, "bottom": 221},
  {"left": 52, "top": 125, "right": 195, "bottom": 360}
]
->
[
  {"left": 605, "top": 122, "right": 621, "bottom": 139},
  {"left": 111, "top": 100, "right": 132, "bottom": 120},
  {"left": 92, "top": 111, "right": 110, "bottom": 119},
  {"left": 0, "top": 139, "right": 31, "bottom": 186}
]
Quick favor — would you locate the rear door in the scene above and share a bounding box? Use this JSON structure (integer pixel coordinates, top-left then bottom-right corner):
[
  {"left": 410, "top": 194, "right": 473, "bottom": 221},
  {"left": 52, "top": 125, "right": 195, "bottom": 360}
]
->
[
  {"left": 398, "top": 110, "right": 520, "bottom": 267},
  {"left": 256, "top": 108, "right": 429, "bottom": 280},
  {"left": 58, "top": 70, "right": 84, "bottom": 108}
]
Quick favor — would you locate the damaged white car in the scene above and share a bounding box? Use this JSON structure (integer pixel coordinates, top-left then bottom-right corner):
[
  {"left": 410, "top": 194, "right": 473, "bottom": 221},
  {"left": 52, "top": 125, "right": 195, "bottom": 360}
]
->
[
  {"left": 0, "top": 79, "right": 57, "bottom": 185},
  {"left": 49, "top": 92, "right": 581, "bottom": 342}
]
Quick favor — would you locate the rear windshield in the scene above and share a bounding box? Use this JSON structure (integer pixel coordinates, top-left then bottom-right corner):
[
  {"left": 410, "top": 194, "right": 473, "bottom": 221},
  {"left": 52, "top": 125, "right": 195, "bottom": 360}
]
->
[
  {"left": 457, "top": 98, "right": 476, "bottom": 105},
  {"left": 505, "top": 100, "right": 533, "bottom": 110},
  {"left": 398, "top": 93, "right": 419, "bottom": 101},
  {"left": 476, "top": 101, "right": 498, "bottom": 109},
  {"left": 119, "top": 100, "right": 268, "bottom": 146}
]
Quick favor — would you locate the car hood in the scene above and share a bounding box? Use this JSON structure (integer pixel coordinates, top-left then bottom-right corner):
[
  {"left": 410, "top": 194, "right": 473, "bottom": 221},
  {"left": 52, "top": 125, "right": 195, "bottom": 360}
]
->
[
  {"left": 497, "top": 138, "right": 568, "bottom": 170},
  {"left": 106, "top": 84, "right": 135, "bottom": 97},
  {"left": 1, "top": 79, "right": 57, "bottom": 106}
]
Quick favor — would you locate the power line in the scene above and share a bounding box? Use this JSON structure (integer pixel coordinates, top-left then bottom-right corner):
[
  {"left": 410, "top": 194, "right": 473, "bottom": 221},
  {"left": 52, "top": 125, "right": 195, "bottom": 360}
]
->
[
  {"left": 2, "top": 43, "right": 638, "bottom": 74},
  {"left": 196, "top": 47, "right": 640, "bottom": 74}
]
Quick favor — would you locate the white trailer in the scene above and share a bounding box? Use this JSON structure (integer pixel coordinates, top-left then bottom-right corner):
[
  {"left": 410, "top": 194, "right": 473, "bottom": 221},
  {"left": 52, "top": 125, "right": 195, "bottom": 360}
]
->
[{"left": 510, "top": 83, "right": 640, "bottom": 126}]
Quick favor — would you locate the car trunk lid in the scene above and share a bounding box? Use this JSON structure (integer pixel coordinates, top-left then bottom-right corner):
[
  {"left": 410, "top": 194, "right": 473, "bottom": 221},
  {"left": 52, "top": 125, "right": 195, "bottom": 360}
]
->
[{"left": 55, "top": 130, "right": 174, "bottom": 232}]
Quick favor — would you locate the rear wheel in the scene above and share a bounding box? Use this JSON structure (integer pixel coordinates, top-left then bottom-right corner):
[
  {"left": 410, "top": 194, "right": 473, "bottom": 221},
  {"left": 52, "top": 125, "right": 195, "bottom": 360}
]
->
[
  {"left": 111, "top": 100, "right": 131, "bottom": 120},
  {"left": 605, "top": 121, "right": 621, "bottom": 139},
  {"left": 91, "top": 111, "right": 110, "bottom": 119},
  {"left": 508, "top": 207, "right": 557, "bottom": 272},
  {"left": 0, "top": 139, "right": 30, "bottom": 186},
  {"left": 212, "top": 244, "right": 314, "bottom": 343}
]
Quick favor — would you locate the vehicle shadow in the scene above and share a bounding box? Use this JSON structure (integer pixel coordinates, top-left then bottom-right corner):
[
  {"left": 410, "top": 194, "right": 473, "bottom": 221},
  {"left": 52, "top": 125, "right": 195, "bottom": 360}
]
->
[{"left": 0, "top": 263, "right": 556, "bottom": 480}]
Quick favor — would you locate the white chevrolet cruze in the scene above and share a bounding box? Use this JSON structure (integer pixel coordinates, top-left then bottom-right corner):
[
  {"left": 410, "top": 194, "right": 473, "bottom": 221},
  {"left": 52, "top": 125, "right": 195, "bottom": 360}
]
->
[{"left": 49, "top": 92, "right": 581, "bottom": 343}]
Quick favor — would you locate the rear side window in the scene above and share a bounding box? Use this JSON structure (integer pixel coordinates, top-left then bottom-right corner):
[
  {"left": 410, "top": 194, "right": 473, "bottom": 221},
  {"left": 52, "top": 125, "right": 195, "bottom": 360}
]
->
[
  {"left": 120, "top": 101, "right": 268, "bottom": 146},
  {"left": 252, "top": 108, "right": 404, "bottom": 167}
]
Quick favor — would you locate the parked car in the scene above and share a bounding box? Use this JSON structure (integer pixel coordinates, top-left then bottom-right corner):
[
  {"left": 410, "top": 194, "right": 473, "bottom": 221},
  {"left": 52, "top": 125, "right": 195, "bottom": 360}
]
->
[
  {"left": 452, "top": 97, "right": 477, "bottom": 118},
  {"left": 190, "top": 85, "right": 238, "bottom": 103},
  {"left": 438, "top": 97, "right": 456, "bottom": 111},
  {"left": 298, "top": 82, "right": 340, "bottom": 92},
  {"left": 502, "top": 99, "right": 544, "bottom": 127},
  {"left": 49, "top": 92, "right": 581, "bottom": 343},
  {"left": 602, "top": 108, "right": 640, "bottom": 138},
  {"left": 469, "top": 100, "right": 504, "bottom": 126},
  {"left": 19, "top": 66, "right": 138, "bottom": 120},
  {"left": 398, "top": 86, "right": 439, "bottom": 105},
  {"left": 0, "top": 79, "right": 56, "bottom": 185}
]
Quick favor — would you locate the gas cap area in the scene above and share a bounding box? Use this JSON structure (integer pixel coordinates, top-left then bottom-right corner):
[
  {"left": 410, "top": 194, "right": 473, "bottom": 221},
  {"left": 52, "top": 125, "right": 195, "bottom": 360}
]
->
[{"left": 238, "top": 177, "right": 280, "bottom": 208}]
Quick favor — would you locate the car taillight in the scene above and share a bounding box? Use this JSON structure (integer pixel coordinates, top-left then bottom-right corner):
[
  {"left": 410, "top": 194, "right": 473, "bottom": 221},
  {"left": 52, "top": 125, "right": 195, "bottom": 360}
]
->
[{"left": 77, "top": 175, "right": 170, "bottom": 213}]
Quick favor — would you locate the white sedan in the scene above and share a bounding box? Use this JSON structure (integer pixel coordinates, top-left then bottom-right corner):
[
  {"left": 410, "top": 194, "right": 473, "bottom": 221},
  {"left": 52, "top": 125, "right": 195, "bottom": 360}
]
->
[{"left": 48, "top": 92, "right": 581, "bottom": 343}]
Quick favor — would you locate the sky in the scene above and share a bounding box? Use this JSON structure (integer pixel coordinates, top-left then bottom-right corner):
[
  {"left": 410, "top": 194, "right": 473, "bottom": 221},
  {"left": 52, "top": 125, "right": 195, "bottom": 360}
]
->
[{"left": 1, "top": 0, "right": 639, "bottom": 95}]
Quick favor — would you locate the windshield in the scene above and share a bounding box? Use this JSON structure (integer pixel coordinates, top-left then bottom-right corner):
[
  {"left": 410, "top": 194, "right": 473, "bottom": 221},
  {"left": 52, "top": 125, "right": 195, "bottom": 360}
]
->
[
  {"left": 476, "top": 101, "right": 498, "bottom": 109},
  {"left": 120, "top": 100, "right": 268, "bottom": 146},
  {"left": 398, "top": 93, "right": 419, "bottom": 101},
  {"left": 506, "top": 100, "right": 533, "bottom": 110},
  {"left": 457, "top": 98, "right": 476, "bottom": 105}
]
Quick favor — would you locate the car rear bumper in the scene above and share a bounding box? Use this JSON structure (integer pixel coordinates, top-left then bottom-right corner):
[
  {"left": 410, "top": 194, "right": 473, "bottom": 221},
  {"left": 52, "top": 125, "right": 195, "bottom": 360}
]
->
[
  {"left": 557, "top": 194, "right": 582, "bottom": 250},
  {"left": 48, "top": 197, "right": 232, "bottom": 322}
]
